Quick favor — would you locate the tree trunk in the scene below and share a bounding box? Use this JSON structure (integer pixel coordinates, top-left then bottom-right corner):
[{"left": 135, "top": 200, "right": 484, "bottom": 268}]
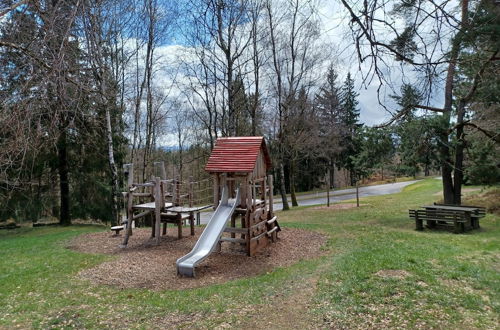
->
[
  {"left": 440, "top": 0, "right": 468, "bottom": 205},
  {"left": 290, "top": 159, "right": 298, "bottom": 207},
  {"left": 104, "top": 105, "right": 120, "bottom": 225},
  {"left": 453, "top": 99, "right": 466, "bottom": 205},
  {"left": 58, "top": 127, "right": 70, "bottom": 225},
  {"left": 279, "top": 162, "right": 289, "bottom": 210}
]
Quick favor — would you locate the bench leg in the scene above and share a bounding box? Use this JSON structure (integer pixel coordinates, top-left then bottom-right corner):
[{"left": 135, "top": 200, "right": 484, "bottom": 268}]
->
[
  {"left": 416, "top": 218, "right": 423, "bottom": 231},
  {"left": 151, "top": 222, "right": 155, "bottom": 238},
  {"left": 162, "top": 222, "right": 167, "bottom": 235},
  {"left": 471, "top": 217, "right": 480, "bottom": 229},
  {"left": 454, "top": 221, "right": 464, "bottom": 234}
]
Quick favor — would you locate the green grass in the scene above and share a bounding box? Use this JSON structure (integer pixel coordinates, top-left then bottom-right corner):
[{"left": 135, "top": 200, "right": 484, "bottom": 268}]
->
[{"left": 1, "top": 178, "right": 498, "bottom": 328}]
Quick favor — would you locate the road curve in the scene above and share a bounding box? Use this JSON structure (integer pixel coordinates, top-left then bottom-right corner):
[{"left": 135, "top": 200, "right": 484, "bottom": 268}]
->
[{"left": 198, "top": 180, "right": 420, "bottom": 224}]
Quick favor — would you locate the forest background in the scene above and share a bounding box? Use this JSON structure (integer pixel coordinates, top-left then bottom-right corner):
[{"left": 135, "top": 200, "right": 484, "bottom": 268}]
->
[{"left": 0, "top": 0, "right": 498, "bottom": 225}]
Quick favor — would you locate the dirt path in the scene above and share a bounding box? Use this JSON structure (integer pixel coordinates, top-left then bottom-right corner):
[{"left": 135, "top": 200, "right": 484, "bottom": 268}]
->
[{"left": 233, "top": 262, "right": 330, "bottom": 330}]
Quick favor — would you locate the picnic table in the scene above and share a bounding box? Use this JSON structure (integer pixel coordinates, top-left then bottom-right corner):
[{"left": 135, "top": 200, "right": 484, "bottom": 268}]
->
[
  {"left": 409, "top": 204, "right": 486, "bottom": 233},
  {"left": 424, "top": 204, "right": 484, "bottom": 229}
]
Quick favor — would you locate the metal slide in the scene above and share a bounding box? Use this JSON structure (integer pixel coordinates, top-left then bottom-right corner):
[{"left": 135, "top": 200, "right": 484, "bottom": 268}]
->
[{"left": 176, "top": 185, "right": 240, "bottom": 277}]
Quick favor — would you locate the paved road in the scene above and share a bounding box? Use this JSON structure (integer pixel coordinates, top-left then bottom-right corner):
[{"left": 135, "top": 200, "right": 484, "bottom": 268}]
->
[{"left": 197, "top": 180, "right": 419, "bottom": 224}]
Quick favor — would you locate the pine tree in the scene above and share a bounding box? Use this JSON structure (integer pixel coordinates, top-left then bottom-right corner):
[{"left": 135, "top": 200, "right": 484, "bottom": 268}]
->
[
  {"left": 338, "top": 72, "right": 362, "bottom": 184},
  {"left": 315, "top": 66, "right": 343, "bottom": 186}
]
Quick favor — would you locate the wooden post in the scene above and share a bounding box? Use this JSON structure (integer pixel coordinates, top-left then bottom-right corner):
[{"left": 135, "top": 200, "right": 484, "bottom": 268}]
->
[
  {"left": 252, "top": 180, "right": 256, "bottom": 207},
  {"left": 326, "top": 169, "right": 330, "bottom": 207},
  {"left": 355, "top": 179, "right": 359, "bottom": 207},
  {"left": 154, "top": 161, "right": 166, "bottom": 180},
  {"left": 245, "top": 175, "right": 252, "bottom": 256},
  {"left": 263, "top": 175, "right": 267, "bottom": 210},
  {"left": 154, "top": 176, "right": 161, "bottom": 244},
  {"left": 121, "top": 164, "right": 134, "bottom": 247},
  {"left": 230, "top": 213, "right": 236, "bottom": 239},
  {"left": 213, "top": 174, "right": 220, "bottom": 209},
  {"left": 189, "top": 176, "right": 194, "bottom": 207},
  {"left": 175, "top": 176, "right": 181, "bottom": 206},
  {"left": 415, "top": 213, "right": 423, "bottom": 231},
  {"left": 177, "top": 213, "right": 182, "bottom": 238},
  {"left": 268, "top": 175, "right": 274, "bottom": 215},
  {"left": 189, "top": 211, "right": 195, "bottom": 236}
]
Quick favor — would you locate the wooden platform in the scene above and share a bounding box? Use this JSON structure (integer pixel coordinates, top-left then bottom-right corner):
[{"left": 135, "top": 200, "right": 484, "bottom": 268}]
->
[
  {"left": 167, "top": 205, "right": 212, "bottom": 213},
  {"left": 133, "top": 202, "right": 173, "bottom": 210}
]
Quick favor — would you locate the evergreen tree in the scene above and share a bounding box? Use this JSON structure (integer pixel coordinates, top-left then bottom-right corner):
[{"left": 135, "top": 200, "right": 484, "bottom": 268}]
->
[
  {"left": 392, "top": 84, "right": 439, "bottom": 177},
  {"left": 315, "top": 65, "right": 343, "bottom": 187},
  {"left": 338, "top": 72, "right": 362, "bottom": 184}
]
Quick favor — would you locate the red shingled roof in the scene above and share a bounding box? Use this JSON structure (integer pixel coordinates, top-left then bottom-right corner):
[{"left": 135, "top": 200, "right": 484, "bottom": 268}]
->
[{"left": 205, "top": 137, "right": 272, "bottom": 173}]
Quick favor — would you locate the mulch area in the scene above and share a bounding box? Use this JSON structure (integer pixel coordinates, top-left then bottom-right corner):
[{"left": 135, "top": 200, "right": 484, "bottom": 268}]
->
[{"left": 68, "top": 227, "right": 327, "bottom": 290}]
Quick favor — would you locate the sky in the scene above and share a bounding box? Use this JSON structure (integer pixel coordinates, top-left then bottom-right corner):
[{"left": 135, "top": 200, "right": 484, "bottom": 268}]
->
[
  {"left": 151, "top": 0, "right": 448, "bottom": 131},
  {"left": 121, "top": 0, "right": 455, "bottom": 147}
]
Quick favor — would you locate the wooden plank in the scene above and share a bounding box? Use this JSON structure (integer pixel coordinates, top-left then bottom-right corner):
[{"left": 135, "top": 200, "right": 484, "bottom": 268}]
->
[
  {"left": 132, "top": 210, "right": 152, "bottom": 220},
  {"left": 132, "top": 192, "right": 153, "bottom": 197},
  {"left": 267, "top": 226, "right": 279, "bottom": 235},
  {"left": 250, "top": 219, "right": 267, "bottom": 230},
  {"left": 132, "top": 182, "right": 155, "bottom": 187},
  {"left": 133, "top": 202, "right": 173, "bottom": 210},
  {"left": 220, "top": 237, "right": 246, "bottom": 244},
  {"left": 251, "top": 230, "right": 267, "bottom": 242},
  {"left": 224, "top": 227, "right": 248, "bottom": 234}
]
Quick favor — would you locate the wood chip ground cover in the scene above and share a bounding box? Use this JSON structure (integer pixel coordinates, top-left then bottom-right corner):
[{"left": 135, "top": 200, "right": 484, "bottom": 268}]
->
[{"left": 68, "top": 227, "right": 327, "bottom": 290}]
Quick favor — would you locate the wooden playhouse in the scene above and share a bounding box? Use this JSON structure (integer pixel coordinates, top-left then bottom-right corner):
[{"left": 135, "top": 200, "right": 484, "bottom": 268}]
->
[{"left": 205, "top": 136, "right": 280, "bottom": 256}]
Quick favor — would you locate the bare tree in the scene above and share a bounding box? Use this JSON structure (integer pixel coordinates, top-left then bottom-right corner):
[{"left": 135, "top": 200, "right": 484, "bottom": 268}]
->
[
  {"left": 339, "top": 0, "right": 499, "bottom": 204},
  {"left": 264, "top": 0, "right": 324, "bottom": 209}
]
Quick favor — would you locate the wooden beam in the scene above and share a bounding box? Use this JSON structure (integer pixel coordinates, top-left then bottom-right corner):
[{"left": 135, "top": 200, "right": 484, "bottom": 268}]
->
[
  {"left": 224, "top": 227, "right": 248, "bottom": 234},
  {"left": 132, "top": 210, "right": 152, "bottom": 220},
  {"left": 268, "top": 175, "right": 274, "bottom": 215},
  {"left": 220, "top": 237, "right": 246, "bottom": 244},
  {"left": 132, "top": 192, "right": 152, "bottom": 197},
  {"left": 154, "top": 176, "right": 161, "bottom": 245},
  {"left": 267, "top": 226, "right": 279, "bottom": 235},
  {"left": 267, "top": 216, "right": 277, "bottom": 225},
  {"left": 154, "top": 161, "right": 167, "bottom": 180}
]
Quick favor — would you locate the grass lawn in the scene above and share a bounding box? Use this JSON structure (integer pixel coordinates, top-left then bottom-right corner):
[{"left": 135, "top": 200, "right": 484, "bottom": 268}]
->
[{"left": 0, "top": 178, "right": 498, "bottom": 328}]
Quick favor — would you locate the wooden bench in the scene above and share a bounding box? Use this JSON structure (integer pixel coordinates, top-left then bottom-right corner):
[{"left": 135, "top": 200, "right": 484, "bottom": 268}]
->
[
  {"left": 433, "top": 203, "right": 485, "bottom": 229},
  {"left": 111, "top": 225, "right": 125, "bottom": 236},
  {"left": 409, "top": 209, "right": 471, "bottom": 233}
]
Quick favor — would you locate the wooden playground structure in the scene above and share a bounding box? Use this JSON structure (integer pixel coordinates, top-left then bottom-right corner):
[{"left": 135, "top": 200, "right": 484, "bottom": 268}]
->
[
  {"left": 205, "top": 136, "right": 280, "bottom": 256},
  {"left": 117, "top": 136, "right": 280, "bottom": 263},
  {"left": 118, "top": 162, "right": 212, "bottom": 247}
]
